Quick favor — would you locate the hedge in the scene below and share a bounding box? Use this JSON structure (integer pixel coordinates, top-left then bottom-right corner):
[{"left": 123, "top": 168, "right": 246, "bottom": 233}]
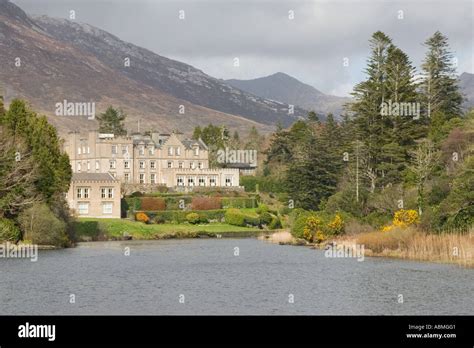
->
[
  {"left": 221, "top": 197, "right": 257, "bottom": 209},
  {"left": 224, "top": 209, "right": 261, "bottom": 227},
  {"left": 136, "top": 209, "right": 227, "bottom": 224}
]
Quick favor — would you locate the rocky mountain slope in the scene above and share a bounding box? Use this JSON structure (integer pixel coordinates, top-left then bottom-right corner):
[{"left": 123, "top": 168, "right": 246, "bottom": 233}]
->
[
  {"left": 226, "top": 72, "right": 350, "bottom": 118},
  {"left": 0, "top": 0, "right": 306, "bottom": 136},
  {"left": 459, "top": 72, "right": 474, "bottom": 110}
]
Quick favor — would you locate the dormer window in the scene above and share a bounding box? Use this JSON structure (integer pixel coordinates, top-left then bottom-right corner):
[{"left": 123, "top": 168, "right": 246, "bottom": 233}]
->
[
  {"left": 139, "top": 146, "right": 145, "bottom": 156},
  {"left": 193, "top": 146, "right": 199, "bottom": 156},
  {"left": 168, "top": 147, "right": 174, "bottom": 156}
]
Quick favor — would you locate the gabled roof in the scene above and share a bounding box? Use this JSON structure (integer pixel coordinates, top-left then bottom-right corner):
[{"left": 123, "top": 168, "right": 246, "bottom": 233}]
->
[{"left": 72, "top": 173, "right": 118, "bottom": 182}]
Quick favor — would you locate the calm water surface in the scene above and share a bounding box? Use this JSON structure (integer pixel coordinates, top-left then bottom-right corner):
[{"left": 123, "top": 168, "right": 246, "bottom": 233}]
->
[{"left": 0, "top": 239, "right": 472, "bottom": 315}]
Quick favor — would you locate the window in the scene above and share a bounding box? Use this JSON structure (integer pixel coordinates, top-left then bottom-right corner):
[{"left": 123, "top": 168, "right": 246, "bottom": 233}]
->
[
  {"left": 209, "top": 177, "right": 217, "bottom": 187},
  {"left": 139, "top": 146, "right": 145, "bottom": 156},
  {"left": 198, "top": 162, "right": 203, "bottom": 169},
  {"left": 95, "top": 161, "right": 100, "bottom": 171},
  {"left": 139, "top": 174, "right": 145, "bottom": 184},
  {"left": 78, "top": 203, "right": 89, "bottom": 215},
  {"left": 150, "top": 161, "right": 156, "bottom": 170},
  {"left": 122, "top": 146, "right": 128, "bottom": 155},
  {"left": 124, "top": 173, "right": 130, "bottom": 182},
  {"left": 151, "top": 173, "right": 156, "bottom": 184},
  {"left": 168, "top": 147, "right": 173, "bottom": 156},
  {"left": 176, "top": 147, "right": 181, "bottom": 156},
  {"left": 82, "top": 146, "right": 86, "bottom": 154},
  {"left": 225, "top": 177, "right": 233, "bottom": 187},
  {"left": 77, "top": 188, "right": 90, "bottom": 199},
  {"left": 178, "top": 162, "right": 183, "bottom": 169},
  {"left": 177, "top": 176, "right": 184, "bottom": 186},
  {"left": 102, "top": 202, "right": 113, "bottom": 215},
  {"left": 187, "top": 177, "right": 194, "bottom": 186},
  {"left": 87, "top": 146, "right": 90, "bottom": 154},
  {"left": 198, "top": 177, "right": 205, "bottom": 186},
  {"left": 87, "top": 161, "right": 90, "bottom": 171},
  {"left": 193, "top": 147, "right": 199, "bottom": 156},
  {"left": 109, "top": 160, "right": 116, "bottom": 169},
  {"left": 167, "top": 161, "right": 172, "bottom": 169},
  {"left": 101, "top": 188, "right": 114, "bottom": 199},
  {"left": 77, "top": 162, "right": 82, "bottom": 171},
  {"left": 77, "top": 147, "right": 81, "bottom": 155},
  {"left": 112, "top": 145, "right": 118, "bottom": 155},
  {"left": 124, "top": 161, "right": 130, "bottom": 169},
  {"left": 190, "top": 162, "right": 195, "bottom": 169},
  {"left": 149, "top": 146, "right": 155, "bottom": 155},
  {"left": 139, "top": 161, "right": 145, "bottom": 169}
]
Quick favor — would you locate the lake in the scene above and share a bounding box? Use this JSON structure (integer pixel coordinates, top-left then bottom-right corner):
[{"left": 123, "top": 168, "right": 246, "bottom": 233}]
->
[{"left": 0, "top": 238, "right": 472, "bottom": 315}]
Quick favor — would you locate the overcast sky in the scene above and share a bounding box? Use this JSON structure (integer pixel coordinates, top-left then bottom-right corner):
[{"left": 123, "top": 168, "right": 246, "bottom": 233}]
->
[{"left": 12, "top": 0, "right": 474, "bottom": 97}]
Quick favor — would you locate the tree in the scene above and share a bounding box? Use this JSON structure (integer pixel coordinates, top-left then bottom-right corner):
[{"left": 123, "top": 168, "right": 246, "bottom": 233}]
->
[
  {"left": 420, "top": 31, "right": 463, "bottom": 130},
  {"left": 96, "top": 106, "right": 127, "bottom": 136},
  {"left": 192, "top": 126, "right": 202, "bottom": 140},
  {"left": 408, "top": 140, "right": 440, "bottom": 215}
]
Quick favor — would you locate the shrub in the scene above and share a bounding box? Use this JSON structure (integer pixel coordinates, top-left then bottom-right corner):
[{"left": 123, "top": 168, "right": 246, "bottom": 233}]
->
[
  {"left": 191, "top": 197, "right": 222, "bottom": 210},
  {"left": 18, "top": 204, "right": 68, "bottom": 247},
  {"left": 186, "top": 212, "right": 201, "bottom": 224},
  {"left": 268, "top": 216, "right": 282, "bottom": 230},
  {"left": 141, "top": 197, "right": 166, "bottom": 211},
  {"left": 256, "top": 204, "right": 269, "bottom": 214},
  {"left": 327, "top": 214, "right": 345, "bottom": 235},
  {"left": 393, "top": 209, "right": 419, "bottom": 228},
  {"left": 149, "top": 209, "right": 226, "bottom": 224},
  {"left": 0, "top": 218, "right": 21, "bottom": 242},
  {"left": 259, "top": 212, "right": 273, "bottom": 225},
  {"left": 303, "top": 216, "right": 323, "bottom": 242},
  {"left": 225, "top": 209, "right": 246, "bottom": 226},
  {"left": 136, "top": 212, "right": 150, "bottom": 223},
  {"left": 153, "top": 215, "right": 166, "bottom": 224}
]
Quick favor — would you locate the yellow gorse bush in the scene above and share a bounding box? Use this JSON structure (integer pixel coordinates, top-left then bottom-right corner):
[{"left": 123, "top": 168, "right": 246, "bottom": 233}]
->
[
  {"left": 303, "top": 216, "right": 322, "bottom": 242},
  {"left": 327, "top": 214, "right": 344, "bottom": 234},
  {"left": 136, "top": 212, "right": 150, "bottom": 223},
  {"left": 381, "top": 209, "right": 419, "bottom": 232},
  {"left": 393, "top": 209, "right": 419, "bottom": 227}
]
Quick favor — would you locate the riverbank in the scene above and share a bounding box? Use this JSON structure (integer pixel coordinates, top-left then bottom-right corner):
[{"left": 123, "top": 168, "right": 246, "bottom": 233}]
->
[
  {"left": 328, "top": 227, "right": 473, "bottom": 268},
  {"left": 74, "top": 218, "right": 263, "bottom": 241}
]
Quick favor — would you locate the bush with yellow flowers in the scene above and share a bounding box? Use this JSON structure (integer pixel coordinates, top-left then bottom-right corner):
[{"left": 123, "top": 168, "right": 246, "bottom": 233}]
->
[
  {"left": 393, "top": 209, "right": 419, "bottom": 227},
  {"left": 381, "top": 209, "right": 419, "bottom": 232},
  {"left": 327, "top": 214, "right": 345, "bottom": 235},
  {"left": 303, "top": 216, "right": 322, "bottom": 242}
]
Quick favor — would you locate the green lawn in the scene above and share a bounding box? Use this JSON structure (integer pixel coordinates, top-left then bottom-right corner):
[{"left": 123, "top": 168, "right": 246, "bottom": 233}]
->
[{"left": 74, "top": 218, "right": 261, "bottom": 241}]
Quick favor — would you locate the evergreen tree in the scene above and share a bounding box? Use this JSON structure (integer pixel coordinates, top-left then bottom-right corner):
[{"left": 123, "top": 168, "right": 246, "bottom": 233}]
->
[
  {"left": 96, "top": 106, "right": 127, "bottom": 136},
  {"left": 420, "top": 31, "right": 463, "bottom": 127},
  {"left": 192, "top": 126, "right": 202, "bottom": 140}
]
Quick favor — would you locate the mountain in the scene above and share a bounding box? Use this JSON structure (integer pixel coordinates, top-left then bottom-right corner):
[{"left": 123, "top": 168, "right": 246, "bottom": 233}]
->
[
  {"left": 0, "top": 0, "right": 306, "bottom": 136},
  {"left": 226, "top": 72, "right": 350, "bottom": 118},
  {"left": 459, "top": 72, "right": 474, "bottom": 110}
]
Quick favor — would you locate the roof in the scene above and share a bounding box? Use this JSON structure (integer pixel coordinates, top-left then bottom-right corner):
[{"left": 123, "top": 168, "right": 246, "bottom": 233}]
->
[
  {"left": 72, "top": 173, "right": 118, "bottom": 182},
  {"left": 223, "top": 163, "right": 257, "bottom": 169}
]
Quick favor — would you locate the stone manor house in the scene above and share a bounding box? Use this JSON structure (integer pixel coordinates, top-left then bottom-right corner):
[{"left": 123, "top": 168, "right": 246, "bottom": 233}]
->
[{"left": 64, "top": 131, "right": 240, "bottom": 218}]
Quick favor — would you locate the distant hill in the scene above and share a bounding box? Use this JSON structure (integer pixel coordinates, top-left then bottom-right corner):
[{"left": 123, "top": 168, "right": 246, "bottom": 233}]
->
[
  {"left": 226, "top": 72, "right": 350, "bottom": 118},
  {"left": 459, "top": 72, "right": 474, "bottom": 110}
]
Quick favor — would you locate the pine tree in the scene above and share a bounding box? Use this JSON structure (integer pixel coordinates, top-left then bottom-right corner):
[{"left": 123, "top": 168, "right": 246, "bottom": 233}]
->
[
  {"left": 96, "top": 106, "right": 127, "bottom": 136},
  {"left": 420, "top": 31, "right": 463, "bottom": 125},
  {"left": 349, "top": 31, "right": 393, "bottom": 190}
]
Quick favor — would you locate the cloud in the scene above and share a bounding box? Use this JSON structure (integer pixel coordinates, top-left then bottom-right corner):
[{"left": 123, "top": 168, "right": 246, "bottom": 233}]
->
[{"left": 13, "top": 0, "right": 474, "bottom": 96}]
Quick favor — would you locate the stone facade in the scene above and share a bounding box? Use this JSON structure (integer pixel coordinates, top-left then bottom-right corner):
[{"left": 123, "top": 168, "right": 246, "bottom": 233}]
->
[
  {"left": 66, "top": 173, "right": 121, "bottom": 218},
  {"left": 63, "top": 131, "right": 240, "bottom": 189}
]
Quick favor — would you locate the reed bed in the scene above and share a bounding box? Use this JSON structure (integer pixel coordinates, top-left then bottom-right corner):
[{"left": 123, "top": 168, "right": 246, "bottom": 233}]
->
[{"left": 352, "top": 227, "right": 473, "bottom": 267}]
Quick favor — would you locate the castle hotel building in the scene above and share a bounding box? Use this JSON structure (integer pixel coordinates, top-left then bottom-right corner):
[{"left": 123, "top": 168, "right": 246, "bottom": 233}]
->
[{"left": 64, "top": 131, "right": 240, "bottom": 218}]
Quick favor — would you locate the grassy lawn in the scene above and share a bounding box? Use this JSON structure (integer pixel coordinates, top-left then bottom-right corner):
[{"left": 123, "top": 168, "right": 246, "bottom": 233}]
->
[{"left": 74, "top": 218, "right": 262, "bottom": 241}]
